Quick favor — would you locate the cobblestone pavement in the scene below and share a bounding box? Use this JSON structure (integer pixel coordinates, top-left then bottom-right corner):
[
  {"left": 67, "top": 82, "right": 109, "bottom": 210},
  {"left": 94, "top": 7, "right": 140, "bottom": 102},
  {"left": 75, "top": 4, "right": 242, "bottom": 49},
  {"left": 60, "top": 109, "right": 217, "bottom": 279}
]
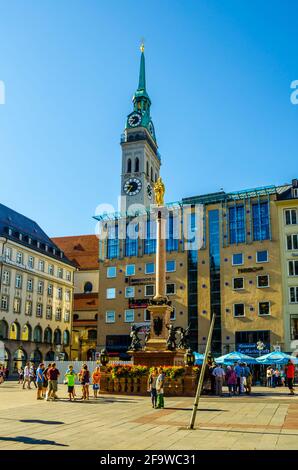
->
[{"left": 1, "top": 381, "right": 298, "bottom": 450}]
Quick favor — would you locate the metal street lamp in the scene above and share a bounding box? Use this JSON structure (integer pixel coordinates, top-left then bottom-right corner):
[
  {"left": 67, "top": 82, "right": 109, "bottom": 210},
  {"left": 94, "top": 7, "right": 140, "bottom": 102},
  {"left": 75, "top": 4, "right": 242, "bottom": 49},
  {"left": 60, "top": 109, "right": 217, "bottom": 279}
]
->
[
  {"left": 99, "top": 349, "right": 109, "bottom": 367},
  {"left": 184, "top": 348, "right": 195, "bottom": 367}
]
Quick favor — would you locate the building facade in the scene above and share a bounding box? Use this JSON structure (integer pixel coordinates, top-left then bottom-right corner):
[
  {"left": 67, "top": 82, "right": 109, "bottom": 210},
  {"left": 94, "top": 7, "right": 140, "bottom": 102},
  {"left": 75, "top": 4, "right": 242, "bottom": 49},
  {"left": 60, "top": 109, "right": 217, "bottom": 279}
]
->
[
  {"left": 53, "top": 235, "right": 99, "bottom": 360},
  {"left": 0, "top": 204, "right": 75, "bottom": 372}
]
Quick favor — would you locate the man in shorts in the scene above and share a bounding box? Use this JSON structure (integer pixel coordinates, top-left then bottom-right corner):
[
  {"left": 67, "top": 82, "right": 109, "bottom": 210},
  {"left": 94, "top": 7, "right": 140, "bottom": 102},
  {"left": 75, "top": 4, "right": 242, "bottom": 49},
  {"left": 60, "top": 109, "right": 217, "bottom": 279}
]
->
[
  {"left": 92, "top": 366, "right": 101, "bottom": 398},
  {"left": 36, "top": 363, "right": 45, "bottom": 400},
  {"left": 47, "top": 363, "right": 60, "bottom": 400},
  {"left": 64, "top": 365, "right": 76, "bottom": 401}
]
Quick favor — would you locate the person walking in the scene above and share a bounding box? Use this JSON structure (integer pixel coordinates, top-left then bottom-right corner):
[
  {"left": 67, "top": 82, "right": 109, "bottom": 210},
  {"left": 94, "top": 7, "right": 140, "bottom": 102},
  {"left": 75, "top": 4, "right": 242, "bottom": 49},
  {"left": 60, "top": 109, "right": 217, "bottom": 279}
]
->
[
  {"left": 147, "top": 367, "right": 158, "bottom": 408},
  {"left": 156, "top": 367, "right": 166, "bottom": 409},
  {"left": 23, "top": 362, "right": 31, "bottom": 389},
  {"left": 43, "top": 363, "right": 52, "bottom": 399},
  {"left": 226, "top": 365, "right": 237, "bottom": 396},
  {"left": 285, "top": 360, "right": 295, "bottom": 396},
  {"left": 46, "top": 363, "right": 60, "bottom": 400},
  {"left": 243, "top": 363, "right": 252, "bottom": 394},
  {"left": 78, "top": 364, "right": 90, "bottom": 400},
  {"left": 18, "top": 367, "right": 24, "bottom": 384},
  {"left": 64, "top": 365, "right": 76, "bottom": 401},
  {"left": 212, "top": 364, "right": 225, "bottom": 396},
  {"left": 29, "top": 363, "right": 37, "bottom": 389},
  {"left": 92, "top": 366, "right": 101, "bottom": 399},
  {"left": 36, "top": 363, "right": 45, "bottom": 400},
  {"left": 234, "top": 361, "right": 244, "bottom": 395}
]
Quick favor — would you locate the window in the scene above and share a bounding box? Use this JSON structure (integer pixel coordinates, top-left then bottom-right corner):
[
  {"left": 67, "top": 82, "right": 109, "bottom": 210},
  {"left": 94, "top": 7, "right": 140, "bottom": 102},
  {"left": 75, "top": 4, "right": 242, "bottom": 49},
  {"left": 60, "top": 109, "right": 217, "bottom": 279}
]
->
[
  {"left": 5, "top": 247, "right": 11, "bottom": 260},
  {"left": 57, "top": 268, "right": 63, "bottom": 279},
  {"left": 257, "top": 275, "right": 270, "bottom": 288},
  {"left": 13, "top": 297, "right": 21, "bottom": 314},
  {"left": 170, "top": 308, "right": 176, "bottom": 321},
  {"left": 57, "top": 287, "right": 63, "bottom": 300},
  {"left": 285, "top": 209, "right": 297, "bottom": 225},
  {"left": 232, "top": 253, "right": 243, "bottom": 266},
  {"left": 144, "top": 218, "right": 156, "bottom": 254},
  {"left": 55, "top": 308, "right": 62, "bottom": 321},
  {"left": 125, "top": 287, "right": 135, "bottom": 298},
  {"left": 15, "top": 274, "right": 22, "bottom": 289},
  {"left": 66, "top": 271, "right": 71, "bottom": 281},
  {"left": 135, "top": 157, "right": 139, "bottom": 172},
  {"left": 234, "top": 303, "right": 245, "bottom": 317},
  {"left": 233, "top": 277, "right": 244, "bottom": 290},
  {"left": 125, "top": 223, "right": 138, "bottom": 257},
  {"left": 38, "top": 260, "right": 44, "bottom": 272},
  {"left": 1, "top": 295, "right": 8, "bottom": 310},
  {"left": 65, "top": 290, "right": 71, "bottom": 302},
  {"left": 36, "top": 303, "right": 43, "bottom": 318},
  {"left": 106, "top": 288, "right": 116, "bottom": 299},
  {"left": 290, "top": 315, "right": 298, "bottom": 340},
  {"left": 290, "top": 287, "right": 298, "bottom": 303},
  {"left": 166, "top": 260, "right": 176, "bottom": 272},
  {"left": 252, "top": 201, "right": 270, "bottom": 241},
  {"left": 259, "top": 301, "right": 270, "bottom": 316},
  {"left": 25, "top": 300, "right": 32, "bottom": 316},
  {"left": 126, "top": 264, "right": 135, "bottom": 276},
  {"left": 287, "top": 234, "right": 298, "bottom": 250},
  {"left": 146, "top": 161, "right": 149, "bottom": 177},
  {"left": 84, "top": 282, "right": 93, "bottom": 293},
  {"left": 48, "top": 264, "right": 54, "bottom": 275},
  {"left": 229, "top": 205, "right": 245, "bottom": 244},
  {"left": 166, "top": 283, "right": 176, "bottom": 295},
  {"left": 107, "top": 267, "right": 117, "bottom": 278},
  {"left": 47, "top": 284, "right": 53, "bottom": 296},
  {"left": 144, "top": 309, "right": 151, "bottom": 322},
  {"left": 46, "top": 305, "right": 52, "bottom": 320},
  {"left": 289, "top": 260, "right": 298, "bottom": 276},
  {"left": 28, "top": 256, "right": 34, "bottom": 269},
  {"left": 2, "top": 270, "right": 10, "bottom": 285},
  {"left": 127, "top": 158, "right": 132, "bottom": 173},
  {"left": 145, "top": 285, "right": 155, "bottom": 296},
  {"left": 107, "top": 224, "right": 119, "bottom": 259},
  {"left": 27, "top": 278, "right": 33, "bottom": 292},
  {"left": 145, "top": 262, "right": 155, "bottom": 274},
  {"left": 106, "top": 311, "right": 115, "bottom": 323},
  {"left": 64, "top": 310, "right": 70, "bottom": 322},
  {"left": 166, "top": 212, "right": 179, "bottom": 252},
  {"left": 256, "top": 250, "right": 268, "bottom": 263},
  {"left": 125, "top": 309, "right": 134, "bottom": 322},
  {"left": 37, "top": 281, "right": 44, "bottom": 295},
  {"left": 16, "top": 252, "right": 23, "bottom": 264}
]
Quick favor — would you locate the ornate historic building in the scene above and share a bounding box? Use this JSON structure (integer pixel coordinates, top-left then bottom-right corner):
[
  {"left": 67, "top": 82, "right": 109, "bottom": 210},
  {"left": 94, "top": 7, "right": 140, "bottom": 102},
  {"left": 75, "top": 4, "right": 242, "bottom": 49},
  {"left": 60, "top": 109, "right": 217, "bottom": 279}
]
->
[{"left": 0, "top": 204, "right": 75, "bottom": 372}]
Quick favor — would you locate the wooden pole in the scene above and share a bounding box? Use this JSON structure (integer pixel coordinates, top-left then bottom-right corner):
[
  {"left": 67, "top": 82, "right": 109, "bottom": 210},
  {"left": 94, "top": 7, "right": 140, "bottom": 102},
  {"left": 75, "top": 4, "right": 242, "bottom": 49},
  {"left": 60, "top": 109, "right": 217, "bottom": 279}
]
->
[{"left": 188, "top": 313, "right": 216, "bottom": 430}]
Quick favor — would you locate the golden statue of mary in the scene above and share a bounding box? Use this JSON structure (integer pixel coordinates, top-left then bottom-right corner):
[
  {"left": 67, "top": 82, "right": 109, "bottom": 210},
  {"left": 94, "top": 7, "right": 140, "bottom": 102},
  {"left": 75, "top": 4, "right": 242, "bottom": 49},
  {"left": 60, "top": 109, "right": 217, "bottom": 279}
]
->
[{"left": 154, "top": 177, "right": 165, "bottom": 206}]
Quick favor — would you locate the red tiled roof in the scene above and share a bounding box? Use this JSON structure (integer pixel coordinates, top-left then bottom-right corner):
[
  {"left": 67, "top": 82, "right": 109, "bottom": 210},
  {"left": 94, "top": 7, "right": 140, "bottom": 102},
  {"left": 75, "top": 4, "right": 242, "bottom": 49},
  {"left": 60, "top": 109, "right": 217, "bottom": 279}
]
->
[{"left": 52, "top": 235, "right": 99, "bottom": 270}]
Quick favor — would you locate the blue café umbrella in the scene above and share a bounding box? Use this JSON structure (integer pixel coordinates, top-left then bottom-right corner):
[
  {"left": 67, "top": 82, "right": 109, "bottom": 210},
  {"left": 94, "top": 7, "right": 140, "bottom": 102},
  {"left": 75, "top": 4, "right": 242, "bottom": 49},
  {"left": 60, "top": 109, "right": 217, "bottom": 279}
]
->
[
  {"left": 193, "top": 352, "right": 204, "bottom": 365},
  {"left": 256, "top": 351, "right": 298, "bottom": 365},
  {"left": 215, "top": 351, "right": 257, "bottom": 365}
]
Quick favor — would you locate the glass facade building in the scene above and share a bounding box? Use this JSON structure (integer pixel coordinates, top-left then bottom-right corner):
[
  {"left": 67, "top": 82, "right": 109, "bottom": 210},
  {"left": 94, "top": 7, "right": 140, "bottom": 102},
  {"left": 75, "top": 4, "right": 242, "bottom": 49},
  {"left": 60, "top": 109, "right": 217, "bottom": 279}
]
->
[{"left": 208, "top": 209, "right": 222, "bottom": 354}]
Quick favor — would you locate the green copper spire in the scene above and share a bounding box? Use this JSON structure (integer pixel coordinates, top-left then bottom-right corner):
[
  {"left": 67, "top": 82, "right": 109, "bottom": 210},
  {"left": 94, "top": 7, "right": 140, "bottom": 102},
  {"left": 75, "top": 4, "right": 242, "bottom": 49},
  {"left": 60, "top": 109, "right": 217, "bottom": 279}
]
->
[{"left": 138, "top": 43, "right": 146, "bottom": 91}]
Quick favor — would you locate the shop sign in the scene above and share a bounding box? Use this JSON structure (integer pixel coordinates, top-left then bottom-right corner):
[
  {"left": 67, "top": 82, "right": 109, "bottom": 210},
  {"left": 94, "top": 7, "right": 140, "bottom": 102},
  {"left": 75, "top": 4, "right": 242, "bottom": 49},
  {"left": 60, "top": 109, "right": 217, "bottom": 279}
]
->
[
  {"left": 238, "top": 267, "right": 263, "bottom": 274},
  {"left": 236, "top": 342, "right": 270, "bottom": 356}
]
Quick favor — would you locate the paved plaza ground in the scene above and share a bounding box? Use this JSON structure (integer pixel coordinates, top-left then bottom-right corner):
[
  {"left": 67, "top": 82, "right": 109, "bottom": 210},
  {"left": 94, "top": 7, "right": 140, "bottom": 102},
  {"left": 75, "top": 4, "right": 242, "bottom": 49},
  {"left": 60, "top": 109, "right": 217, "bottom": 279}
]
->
[{"left": 1, "top": 380, "right": 298, "bottom": 450}]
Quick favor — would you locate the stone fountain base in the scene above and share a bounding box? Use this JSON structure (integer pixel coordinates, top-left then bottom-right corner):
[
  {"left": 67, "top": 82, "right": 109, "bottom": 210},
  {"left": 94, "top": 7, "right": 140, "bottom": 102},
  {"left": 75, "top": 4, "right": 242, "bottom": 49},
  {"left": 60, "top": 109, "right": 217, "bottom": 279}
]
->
[{"left": 129, "top": 349, "right": 186, "bottom": 367}]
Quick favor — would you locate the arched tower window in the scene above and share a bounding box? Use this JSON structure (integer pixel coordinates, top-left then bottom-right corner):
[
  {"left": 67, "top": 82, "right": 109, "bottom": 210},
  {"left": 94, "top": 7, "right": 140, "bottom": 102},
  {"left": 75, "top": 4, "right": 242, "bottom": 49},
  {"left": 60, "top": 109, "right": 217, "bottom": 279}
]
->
[
  {"left": 135, "top": 157, "right": 139, "bottom": 172},
  {"left": 146, "top": 161, "right": 149, "bottom": 177},
  {"left": 127, "top": 158, "right": 132, "bottom": 173},
  {"left": 151, "top": 167, "right": 153, "bottom": 182}
]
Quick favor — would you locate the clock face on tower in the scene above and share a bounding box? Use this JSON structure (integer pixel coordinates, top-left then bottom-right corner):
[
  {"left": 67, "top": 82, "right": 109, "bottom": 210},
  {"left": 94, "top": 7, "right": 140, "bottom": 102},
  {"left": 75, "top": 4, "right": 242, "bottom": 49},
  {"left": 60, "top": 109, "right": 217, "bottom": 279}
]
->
[
  {"left": 124, "top": 178, "right": 142, "bottom": 196},
  {"left": 128, "top": 113, "right": 142, "bottom": 127}
]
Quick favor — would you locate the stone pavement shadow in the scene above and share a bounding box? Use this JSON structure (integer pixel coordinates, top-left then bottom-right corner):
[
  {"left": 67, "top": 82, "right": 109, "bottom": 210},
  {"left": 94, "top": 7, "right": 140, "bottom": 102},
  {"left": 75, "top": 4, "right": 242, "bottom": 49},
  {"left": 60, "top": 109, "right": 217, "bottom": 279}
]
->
[
  {"left": 166, "top": 408, "right": 226, "bottom": 412},
  {"left": 20, "top": 419, "right": 64, "bottom": 425},
  {"left": 0, "top": 436, "right": 68, "bottom": 446}
]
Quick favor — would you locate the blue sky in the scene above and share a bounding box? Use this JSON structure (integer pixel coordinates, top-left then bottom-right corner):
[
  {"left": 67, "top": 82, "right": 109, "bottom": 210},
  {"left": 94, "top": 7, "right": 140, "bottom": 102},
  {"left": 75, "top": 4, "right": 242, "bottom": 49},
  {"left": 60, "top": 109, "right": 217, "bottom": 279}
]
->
[{"left": 0, "top": 0, "right": 297, "bottom": 236}]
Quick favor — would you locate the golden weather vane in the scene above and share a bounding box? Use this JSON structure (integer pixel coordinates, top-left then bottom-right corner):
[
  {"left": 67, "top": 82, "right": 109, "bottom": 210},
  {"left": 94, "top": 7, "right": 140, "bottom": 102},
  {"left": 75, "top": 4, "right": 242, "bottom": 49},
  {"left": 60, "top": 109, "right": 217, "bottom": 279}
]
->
[{"left": 140, "top": 37, "right": 145, "bottom": 53}]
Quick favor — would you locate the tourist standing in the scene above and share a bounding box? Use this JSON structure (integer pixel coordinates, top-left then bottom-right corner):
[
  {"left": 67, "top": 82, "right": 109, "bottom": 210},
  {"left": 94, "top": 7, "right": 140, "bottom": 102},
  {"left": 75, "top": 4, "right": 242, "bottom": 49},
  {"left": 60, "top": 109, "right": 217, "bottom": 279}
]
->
[
  {"left": 147, "top": 367, "right": 158, "bottom": 408},
  {"left": 46, "top": 363, "right": 60, "bottom": 400},
  {"left": 36, "top": 363, "right": 45, "bottom": 400},
  {"left": 285, "top": 360, "right": 295, "bottom": 396},
  {"left": 92, "top": 366, "right": 101, "bottom": 399},
  {"left": 234, "top": 362, "right": 244, "bottom": 395},
  {"left": 18, "top": 367, "right": 24, "bottom": 384},
  {"left": 226, "top": 366, "right": 237, "bottom": 396},
  {"left": 43, "top": 363, "right": 51, "bottom": 399},
  {"left": 79, "top": 364, "right": 90, "bottom": 400},
  {"left": 266, "top": 367, "right": 272, "bottom": 387},
  {"left": 29, "top": 363, "right": 37, "bottom": 388},
  {"left": 243, "top": 363, "right": 252, "bottom": 394},
  {"left": 64, "top": 365, "right": 76, "bottom": 401},
  {"left": 156, "top": 367, "right": 166, "bottom": 409},
  {"left": 23, "top": 362, "right": 31, "bottom": 389},
  {"left": 212, "top": 364, "right": 225, "bottom": 396}
]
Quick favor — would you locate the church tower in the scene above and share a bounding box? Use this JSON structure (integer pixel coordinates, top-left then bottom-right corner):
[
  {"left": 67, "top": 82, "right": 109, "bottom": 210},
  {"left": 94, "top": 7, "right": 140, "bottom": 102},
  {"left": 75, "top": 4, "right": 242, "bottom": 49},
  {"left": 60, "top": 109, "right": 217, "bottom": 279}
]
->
[{"left": 120, "top": 44, "right": 161, "bottom": 213}]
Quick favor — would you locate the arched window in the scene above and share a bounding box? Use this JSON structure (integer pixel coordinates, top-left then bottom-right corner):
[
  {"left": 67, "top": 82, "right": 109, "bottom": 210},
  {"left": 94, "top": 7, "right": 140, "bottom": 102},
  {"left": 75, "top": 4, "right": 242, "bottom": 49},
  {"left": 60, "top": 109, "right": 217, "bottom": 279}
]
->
[
  {"left": 0, "top": 320, "right": 8, "bottom": 339},
  {"left": 9, "top": 322, "right": 21, "bottom": 341},
  {"left": 151, "top": 167, "right": 153, "bottom": 182},
  {"left": 135, "top": 157, "right": 139, "bottom": 172},
  {"left": 13, "top": 348, "right": 27, "bottom": 369},
  {"left": 63, "top": 330, "right": 70, "bottom": 346},
  {"left": 21, "top": 324, "right": 32, "bottom": 342},
  {"left": 33, "top": 326, "right": 42, "bottom": 343},
  {"left": 46, "top": 350, "right": 55, "bottom": 361},
  {"left": 84, "top": 282, "right": 93, "bottom": 293},
  {"left": 88, "top": 329, "right": 97, "bottom": 340},
  {"left": 155, "top": 173, "right": 157, "bottom": 182},
  {"left": 44, "top": 327, "right": 52, "bottom": 344},
  {"left": 127, "top": 158, "right": 132, "bottom": 173},
  {"left": 54, "top": 329, "right": 62, "bottom": 345},
  {"left": 146, "top": 161, "right": 149, "bottom": 177},
  {"left": 30, "top": 349, "right": 42, "bottom": 364}
]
